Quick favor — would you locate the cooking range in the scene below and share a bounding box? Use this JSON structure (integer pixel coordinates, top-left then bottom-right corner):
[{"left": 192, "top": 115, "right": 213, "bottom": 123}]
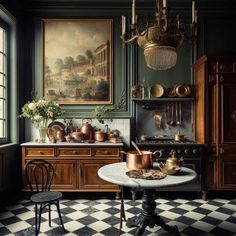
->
[{"left": 135, "top": 136, "right": 205, "bottom": 192}]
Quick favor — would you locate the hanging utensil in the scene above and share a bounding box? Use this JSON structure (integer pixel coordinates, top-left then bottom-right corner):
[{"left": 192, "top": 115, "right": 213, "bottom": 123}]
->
[
  {"left": 169, "top": 102, "right": 175, "bottom": 126},
  {"left": 167, "top": 103, "right": 171, "bottom": 125},
  {"left": 175, "top": 102, "right": 178, "bottom": 124},
  {"left": 176, "top": 103, "right": 182, "bottom": 126},
  {"left": 131, "top": 140, "right": 142, "bottom": 155}
]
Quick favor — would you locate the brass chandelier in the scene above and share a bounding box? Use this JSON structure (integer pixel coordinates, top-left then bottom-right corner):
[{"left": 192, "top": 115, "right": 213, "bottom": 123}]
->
[{"left": 121, "top": 0, "right": 197, "bottom": 70}]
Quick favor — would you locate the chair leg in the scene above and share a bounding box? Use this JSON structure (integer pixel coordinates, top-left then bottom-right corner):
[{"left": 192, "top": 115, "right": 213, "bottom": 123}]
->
[
  {"left": 48, "top": 203, "right": 51, "bottom": 227},
  {"left": 35, "top": 203, "right": 38, "bottom": 236},
  {"left": 55, "top": 200, "right": 65, "bottom": 231},
  {"left": 37, "top": 203, "right": 43, "bottom": 235},
  {"left": 34, "top": 203, "right": 43, "bottom": 236}
]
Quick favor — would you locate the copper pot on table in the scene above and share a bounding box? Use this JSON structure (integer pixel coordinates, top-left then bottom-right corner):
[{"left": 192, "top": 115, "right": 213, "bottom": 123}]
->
[
  {"left": 94, "top": 130, "right": 107, "bottom": 142},
  {"left": 121, "top": 150, "right": 163, "bottom": 170}
]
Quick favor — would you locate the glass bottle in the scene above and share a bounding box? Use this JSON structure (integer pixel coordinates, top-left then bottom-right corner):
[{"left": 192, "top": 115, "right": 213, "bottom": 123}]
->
[{"left": 141, "top": 79, "right": 146, "bottom": 99}]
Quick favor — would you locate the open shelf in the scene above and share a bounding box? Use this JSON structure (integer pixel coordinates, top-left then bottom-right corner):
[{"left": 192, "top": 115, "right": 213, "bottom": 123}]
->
[{"left": 132, "top": 97, "right": 195, "bottom": 102}]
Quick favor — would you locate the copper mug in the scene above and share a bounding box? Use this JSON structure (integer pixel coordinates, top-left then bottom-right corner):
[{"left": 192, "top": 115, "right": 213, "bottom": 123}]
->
[{"left": 121, "top": 150, "right": 163, "bottom": 170}]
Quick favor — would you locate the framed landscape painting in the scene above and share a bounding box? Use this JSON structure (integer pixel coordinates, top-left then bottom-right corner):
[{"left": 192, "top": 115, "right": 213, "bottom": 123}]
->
[{"left": 42, "top": 19, "right": 113, "bottom": 104}]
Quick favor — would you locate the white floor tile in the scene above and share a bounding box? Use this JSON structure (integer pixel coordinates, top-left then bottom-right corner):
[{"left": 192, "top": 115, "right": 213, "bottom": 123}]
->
[
  {"left": 208, "top": 211, "right": 230, "bottom": 221},
  {"left": 191, "top": 220, "right": 215, "bottom": 232},
  {"left": 6, "top": 221, "right": 31, "bottom": 233},
  {"left": 184, "top": 211, "right": 205, "bottom": 220}
]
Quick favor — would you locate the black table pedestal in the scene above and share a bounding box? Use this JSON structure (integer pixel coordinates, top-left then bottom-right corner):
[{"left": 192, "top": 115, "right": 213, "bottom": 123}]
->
[{"left": 126, "top": 189, "right": 180, "bottom": 236}]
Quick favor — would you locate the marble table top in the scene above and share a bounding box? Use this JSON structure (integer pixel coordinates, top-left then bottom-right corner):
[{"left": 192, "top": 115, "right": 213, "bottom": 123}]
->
[
  {"left": 98, "top": 162, "right": 196, "bottom": 189},
  {"left": 21, "top": 141, "right": 123, "bottom": 147}
]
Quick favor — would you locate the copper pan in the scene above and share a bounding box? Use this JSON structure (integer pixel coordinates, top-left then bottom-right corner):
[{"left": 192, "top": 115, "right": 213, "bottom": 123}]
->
[{"left": 121, "top": 150, "right": 162, "bottom": 170}]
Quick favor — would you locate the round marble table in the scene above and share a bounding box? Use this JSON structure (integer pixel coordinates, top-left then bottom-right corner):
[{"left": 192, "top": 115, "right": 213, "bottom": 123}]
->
[{"left": 98, "top": 162, "right": 196, "bottom": 236}]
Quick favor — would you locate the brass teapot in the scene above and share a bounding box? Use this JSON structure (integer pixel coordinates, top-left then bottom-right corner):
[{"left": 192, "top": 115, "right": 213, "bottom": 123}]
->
[{"left": 159, "top": 151, "right": 184, "bottom": 175}]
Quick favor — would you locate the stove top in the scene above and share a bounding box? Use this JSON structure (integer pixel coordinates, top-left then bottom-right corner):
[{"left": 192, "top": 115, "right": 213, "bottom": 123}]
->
[{"left": 135, "top": 137, "right": 200, "bottom": 145}]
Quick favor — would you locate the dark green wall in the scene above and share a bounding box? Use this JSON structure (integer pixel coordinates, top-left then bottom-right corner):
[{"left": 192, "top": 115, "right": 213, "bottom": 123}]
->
[{"left": 2, "top": 0, "right": 236, "bottom": 121}]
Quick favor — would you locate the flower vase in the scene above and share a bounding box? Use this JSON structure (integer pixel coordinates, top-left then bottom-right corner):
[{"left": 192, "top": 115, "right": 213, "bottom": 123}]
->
[
  {"left": 38, "top": 127, "right": 48, "bottom": 143},
  {"left": 36, "top": 119, "right": 48, "bottom": 143}
]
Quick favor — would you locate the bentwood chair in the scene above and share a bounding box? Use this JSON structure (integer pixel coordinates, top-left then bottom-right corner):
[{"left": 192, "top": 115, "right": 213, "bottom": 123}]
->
[{"left": 25, "top": 159, "right": 65, "bottom": 235}]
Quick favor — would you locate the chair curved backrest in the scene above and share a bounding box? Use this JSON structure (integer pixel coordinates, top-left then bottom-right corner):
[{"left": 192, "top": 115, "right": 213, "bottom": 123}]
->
[{"left": 25, "top": 159, "right": 55, "bottom": 193}]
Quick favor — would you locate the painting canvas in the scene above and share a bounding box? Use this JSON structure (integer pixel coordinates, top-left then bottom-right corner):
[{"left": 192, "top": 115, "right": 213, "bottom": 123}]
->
[{"left": 43, "top": 19, "right": 113, "bottom": 104}]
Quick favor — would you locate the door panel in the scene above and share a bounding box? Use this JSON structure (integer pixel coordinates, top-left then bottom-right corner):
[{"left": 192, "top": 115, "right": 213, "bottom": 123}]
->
[
  {"left": 79, "top": 159, "right": 119, "bottom": 190},
  {"left": 220, "top": 75, "right": 236, "bottom": 144}
]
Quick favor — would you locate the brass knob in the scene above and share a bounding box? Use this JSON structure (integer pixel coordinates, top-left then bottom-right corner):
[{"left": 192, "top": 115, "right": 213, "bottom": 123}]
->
[
  {"left": 220, "top": 148, "right": 224, "bottom": 154},
  {"left": 73, "top": 151, "right": 78, "bottom": 155},
  {"left": 39, "top": 151, "right": 43, "bottom": 155},
  {"left": 220, "top": 76, "right": 224, "bottom": 83}
]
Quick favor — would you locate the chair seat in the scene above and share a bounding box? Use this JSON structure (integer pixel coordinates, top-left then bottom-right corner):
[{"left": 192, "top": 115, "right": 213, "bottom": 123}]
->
[{"left": 31, "top": 191, "right": 62, "bottom": 203}]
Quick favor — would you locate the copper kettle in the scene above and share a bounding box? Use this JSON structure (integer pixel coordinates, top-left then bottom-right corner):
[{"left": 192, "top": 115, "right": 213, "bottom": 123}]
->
[{"left": 80, "top": 119, "right": 94, "bottom": 140}]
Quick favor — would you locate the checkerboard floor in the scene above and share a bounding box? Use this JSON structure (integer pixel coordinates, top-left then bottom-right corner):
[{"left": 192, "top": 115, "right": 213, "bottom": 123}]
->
[{"left": 0, "top": 195, "right": 236, "bottom": 235}]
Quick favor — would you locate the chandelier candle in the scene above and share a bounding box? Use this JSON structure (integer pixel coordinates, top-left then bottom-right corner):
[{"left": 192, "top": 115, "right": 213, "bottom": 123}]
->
[
  {"left": 163, "top": 0, "right": 167, "bottom": 8},
  {"left": 132, "top": 0, "right": 136, "bottom": 24},
  {"left": 122, "top": 16, "right": 126, "bottom": 35},
  {"left": 192, "top": 1, "right": 195, "bottom": 23}
]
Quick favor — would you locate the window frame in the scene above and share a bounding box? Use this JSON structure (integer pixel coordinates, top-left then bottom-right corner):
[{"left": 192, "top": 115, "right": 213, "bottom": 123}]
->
[{"left": 0, "top": 19, "right": 9, "bottom": 144}]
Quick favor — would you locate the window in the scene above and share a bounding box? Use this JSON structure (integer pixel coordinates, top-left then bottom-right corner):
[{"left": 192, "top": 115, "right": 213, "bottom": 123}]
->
[{"left": 0, "top": 24, "right": 7, "bottom": 144}]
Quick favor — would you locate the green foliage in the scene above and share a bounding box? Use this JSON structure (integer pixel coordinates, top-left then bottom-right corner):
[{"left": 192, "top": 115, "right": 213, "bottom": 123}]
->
[
  {"left": 92, "top": 105, "right": 113, "bottom": 124},
  {"left": 20, "top": 98, "right": 64, "bottom": 127}
]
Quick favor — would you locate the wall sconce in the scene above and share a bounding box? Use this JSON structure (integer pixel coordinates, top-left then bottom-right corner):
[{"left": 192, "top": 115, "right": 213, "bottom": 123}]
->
[{"left": 121, "top": 0, "right": 197, "bottom": 70}]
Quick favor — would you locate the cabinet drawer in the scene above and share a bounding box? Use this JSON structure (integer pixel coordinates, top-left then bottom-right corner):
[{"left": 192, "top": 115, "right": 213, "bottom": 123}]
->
[
  {"left": 93, "top": 148, "right": 120, "bottom": 157},
  {"left": 25, "top": 148, "right": 55, "bottom": 157},
  {"left": 58, "top": 148, "right": 91, "bottom": 157}
]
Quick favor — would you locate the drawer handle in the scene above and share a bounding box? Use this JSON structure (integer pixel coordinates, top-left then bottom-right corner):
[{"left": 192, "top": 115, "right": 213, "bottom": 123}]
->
[
  {"left": 231, "top": 110, "right": 236, "bottom": 123},
  {"left": 73, "top": 151, "right": 78, "bottom": 155},
  {"left": 220, "top": 148, "right": 224, "bottom": 154},
  {"left": 39, "top": 151, "right": 43, "bottom": 155},
  {"left": 55, "top": 172, "right": 64, "bottom": 177}
]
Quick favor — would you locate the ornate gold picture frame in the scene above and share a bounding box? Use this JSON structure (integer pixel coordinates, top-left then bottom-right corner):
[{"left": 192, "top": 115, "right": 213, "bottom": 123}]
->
[{"left": 42, "top": 19, "right": 113, "bottom": 105}]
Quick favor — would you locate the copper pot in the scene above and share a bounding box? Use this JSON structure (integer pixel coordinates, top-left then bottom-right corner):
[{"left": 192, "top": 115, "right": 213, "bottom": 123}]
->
[
  {"left": 94, "top": 131, "right": 107, "bottom": 142},
  {"left": 174, "top": 133, "right": 185, "bottom": 141},
  {"left": 121, "top": 150, "right": 163, "bottom": 170},
  {"left": 70, "top": 132, "right": 84, "bottom": 142}
]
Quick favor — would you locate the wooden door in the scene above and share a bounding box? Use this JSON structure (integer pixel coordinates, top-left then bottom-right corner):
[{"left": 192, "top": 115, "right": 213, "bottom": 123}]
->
[
  {"left": 79, "top": 159, "right": 119, "bottom": 191},
  {"left": 218, "top": 74, "right": 236, "bottom": 154},
  {"left": 51, "top": 160, "right": 77, "bottom": 190}
]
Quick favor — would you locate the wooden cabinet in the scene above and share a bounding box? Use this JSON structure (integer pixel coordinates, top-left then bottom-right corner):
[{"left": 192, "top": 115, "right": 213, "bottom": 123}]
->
[
  {"left": 194, "top": 55, "right": 236, "bottom": 192},
  {"left": 79, "top": 159, "right": 119, "bottom": 191},
  {"left": 21, "top": 143, "right": 123, "bottom": 193}
]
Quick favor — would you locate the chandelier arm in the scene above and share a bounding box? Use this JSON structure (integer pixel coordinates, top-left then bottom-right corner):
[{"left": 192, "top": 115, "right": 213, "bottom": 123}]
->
[{"left": 120, "top": 34, "right": 139, "bottom": 44}]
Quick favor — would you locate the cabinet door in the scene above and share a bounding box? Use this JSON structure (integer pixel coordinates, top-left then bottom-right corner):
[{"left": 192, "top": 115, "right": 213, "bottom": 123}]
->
[
  {"left": 51, "top": 160, "right": 77, "bottom": 190},
  {"left": 218, "top": 158, "right": 236, "bottom": 189},
  {"left": 22, "top": 159, "right": 77, "bottom": 191},
  {"left": 205, "top": 156, "right": 218, "bottom": 189},
  {"left": 79, "top": 159, "right": 119, "bottom": 191},
  {"left": 219, "top": 74, "right": 236, "bottom": 154}
]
